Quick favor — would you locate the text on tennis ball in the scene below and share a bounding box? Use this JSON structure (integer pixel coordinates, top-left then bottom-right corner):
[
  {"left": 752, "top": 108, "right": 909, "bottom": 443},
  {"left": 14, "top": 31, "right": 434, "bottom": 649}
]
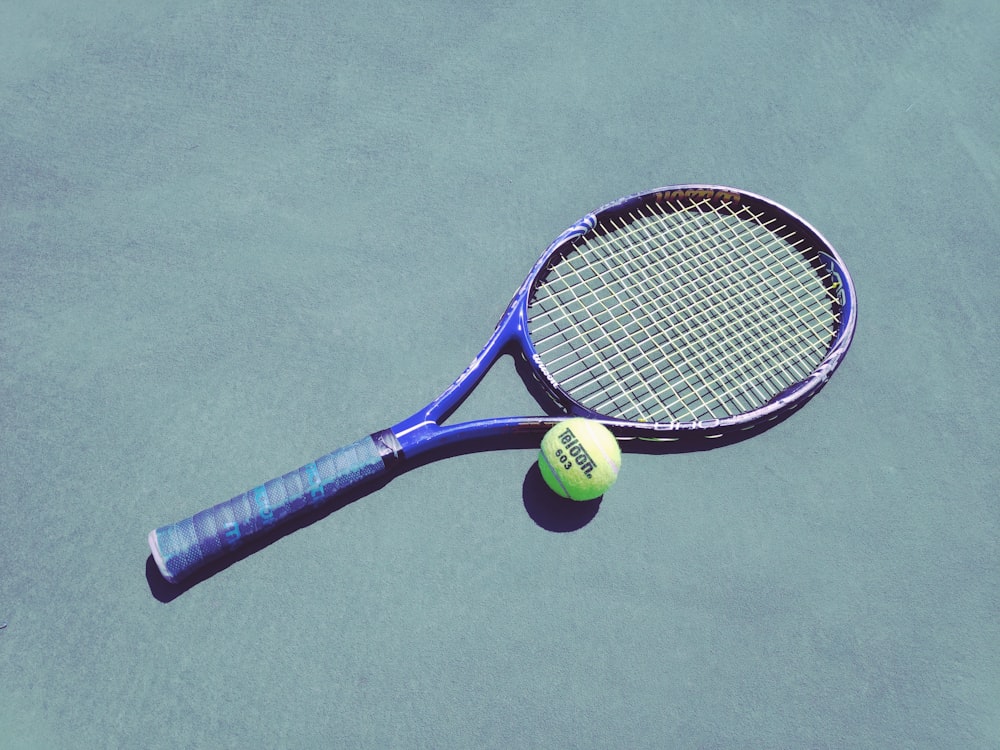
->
[{"left": 552, "top": 425, "right": 599, "bottom": 478}]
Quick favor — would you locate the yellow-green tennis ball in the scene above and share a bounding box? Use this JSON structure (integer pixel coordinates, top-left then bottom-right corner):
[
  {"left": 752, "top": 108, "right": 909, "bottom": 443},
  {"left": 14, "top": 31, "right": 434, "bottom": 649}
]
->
[{"left": 538, "top": 418, "right": 622, "bottom": 501}]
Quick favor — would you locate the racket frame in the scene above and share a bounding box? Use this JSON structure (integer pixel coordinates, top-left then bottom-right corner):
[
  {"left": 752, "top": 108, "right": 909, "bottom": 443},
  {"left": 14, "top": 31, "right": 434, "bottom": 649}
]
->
[{"left": 388, "top": 184, "right": 856, "bottom": 462}]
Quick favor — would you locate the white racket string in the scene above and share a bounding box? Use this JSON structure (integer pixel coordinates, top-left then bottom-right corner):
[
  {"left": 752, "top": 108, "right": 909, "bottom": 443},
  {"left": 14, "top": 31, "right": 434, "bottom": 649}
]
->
[
  {"left": 636, "top": 204, "right": 834, "bottom": 414},
  {"left": 599, "top": 203, "right": 834, "bottom": 420},
  {"left": 527, "top": 196, "right": 840, "bottom": 423}
]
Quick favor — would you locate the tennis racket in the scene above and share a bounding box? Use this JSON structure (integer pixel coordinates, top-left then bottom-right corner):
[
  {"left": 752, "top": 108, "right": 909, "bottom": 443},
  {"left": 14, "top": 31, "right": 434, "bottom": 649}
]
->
[{"left": 149, "top": 185, "right": 857, "bottom": 583}]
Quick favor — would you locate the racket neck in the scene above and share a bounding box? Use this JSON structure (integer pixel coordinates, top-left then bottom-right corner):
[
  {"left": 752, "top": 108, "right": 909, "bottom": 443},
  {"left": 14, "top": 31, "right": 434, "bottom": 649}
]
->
[
  {"left": 386, "top": 317, "right": 526, "bottom": 455},
  {"left": 388, "top": 416, "right": 556, "bottom": 464}
]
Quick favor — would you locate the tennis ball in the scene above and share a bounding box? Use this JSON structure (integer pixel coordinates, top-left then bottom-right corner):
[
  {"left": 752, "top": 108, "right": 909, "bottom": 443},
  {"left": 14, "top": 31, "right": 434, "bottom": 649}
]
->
[{"left": 538, "top": 418, "right": 622, "bottom": 501}]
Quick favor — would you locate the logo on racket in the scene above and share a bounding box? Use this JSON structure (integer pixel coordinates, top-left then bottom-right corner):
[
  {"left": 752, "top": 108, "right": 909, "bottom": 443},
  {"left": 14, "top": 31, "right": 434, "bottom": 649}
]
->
[{"left": 654, "top": 188, "right": 742, "bottom": 204}]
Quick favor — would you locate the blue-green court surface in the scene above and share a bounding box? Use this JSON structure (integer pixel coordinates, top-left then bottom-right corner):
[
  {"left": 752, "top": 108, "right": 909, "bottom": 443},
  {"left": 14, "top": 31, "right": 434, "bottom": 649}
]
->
[{"left": 1, "top": 2, "right": 998, "bottom": 747}]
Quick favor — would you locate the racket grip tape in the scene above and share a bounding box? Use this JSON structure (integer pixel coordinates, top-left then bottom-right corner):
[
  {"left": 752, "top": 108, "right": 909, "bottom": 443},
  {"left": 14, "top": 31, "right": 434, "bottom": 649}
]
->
[{"left": 148, "top": 435, "right": 390, "bottom": 583}]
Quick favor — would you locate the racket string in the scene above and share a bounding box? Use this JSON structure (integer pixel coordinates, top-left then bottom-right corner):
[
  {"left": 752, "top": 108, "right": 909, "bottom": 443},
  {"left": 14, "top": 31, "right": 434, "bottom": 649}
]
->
[
  {"left": 603, "top": 207, "right": 820, "bottom": 419},
  {"left": 640, "top": 206, "right": 835, "bottom": 409},
  {"left": 582, "top": 212, "right": 734, "bottom": 420},
  {"left": 648, "top": 207, "right": 836, "bottom": 418},
  {"left": 539, "top": 234, "right": 696, "bottom": 420},
  {"left": 620, "top": 206, "right": 789, "bottom": 414},
  {"left": 527, "top": 196, "right": 840, "bottom": 423},
  {"left": 530, "top": 205, "right": 726, "bottom": 421},
  {"left": 538, "top": 203, "right": 825, "bottom": 408}
]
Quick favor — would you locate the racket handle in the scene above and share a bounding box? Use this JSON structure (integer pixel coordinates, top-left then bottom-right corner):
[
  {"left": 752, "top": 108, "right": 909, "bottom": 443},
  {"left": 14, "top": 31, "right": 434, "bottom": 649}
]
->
[{"left": 148, "top": 435, "right": 390, "bottom": 583}]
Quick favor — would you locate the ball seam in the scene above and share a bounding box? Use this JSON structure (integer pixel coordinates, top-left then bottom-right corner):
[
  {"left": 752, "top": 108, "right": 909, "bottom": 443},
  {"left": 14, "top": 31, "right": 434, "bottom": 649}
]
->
[
  {"left": 538, "top": 449, "right": 570, "bottom": 498},
  {"left": 581, "top": 420, "right": 621, "bottom": 477}
]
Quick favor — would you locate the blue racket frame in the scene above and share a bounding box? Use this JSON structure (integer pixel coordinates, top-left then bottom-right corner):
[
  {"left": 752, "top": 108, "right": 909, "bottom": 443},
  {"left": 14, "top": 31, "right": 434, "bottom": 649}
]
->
[
  {"left": 149, "top": 185, "right": 857, "bottom": 584},
  {"left": 388, "top": 185, "right": 855, "bottom": 455}
]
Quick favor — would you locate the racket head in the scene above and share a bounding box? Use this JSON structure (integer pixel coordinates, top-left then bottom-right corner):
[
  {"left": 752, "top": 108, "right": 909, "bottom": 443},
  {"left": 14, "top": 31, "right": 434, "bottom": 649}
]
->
[{"left": 508, "top": 185, "right": 857, "bottom": 441}]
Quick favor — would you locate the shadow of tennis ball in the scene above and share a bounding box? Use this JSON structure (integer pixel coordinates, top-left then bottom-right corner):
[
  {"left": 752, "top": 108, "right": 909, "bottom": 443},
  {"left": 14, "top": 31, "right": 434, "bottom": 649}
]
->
[{"left": 522, "top": 463, "right": 602, "bottom": 532}]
